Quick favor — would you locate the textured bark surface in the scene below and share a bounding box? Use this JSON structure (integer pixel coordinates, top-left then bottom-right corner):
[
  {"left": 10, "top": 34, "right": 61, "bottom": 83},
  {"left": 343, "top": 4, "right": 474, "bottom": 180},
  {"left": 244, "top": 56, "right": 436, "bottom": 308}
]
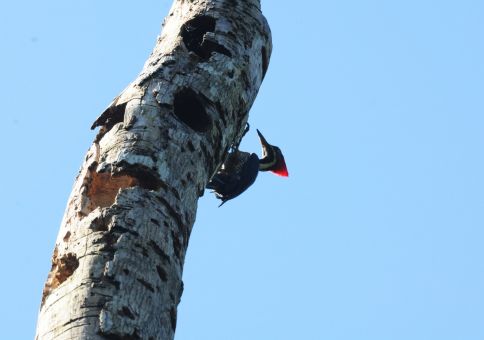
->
[{"left": 36, "top": 0, "right": 271, "bottom": 339}]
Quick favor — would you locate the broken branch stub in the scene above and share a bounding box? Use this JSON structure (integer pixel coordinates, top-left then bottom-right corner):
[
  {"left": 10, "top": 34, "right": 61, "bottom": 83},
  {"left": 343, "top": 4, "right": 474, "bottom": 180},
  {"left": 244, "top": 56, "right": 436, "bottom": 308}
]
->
[{"left": 36, "top": 1, "right": 271, "bottom": 339}]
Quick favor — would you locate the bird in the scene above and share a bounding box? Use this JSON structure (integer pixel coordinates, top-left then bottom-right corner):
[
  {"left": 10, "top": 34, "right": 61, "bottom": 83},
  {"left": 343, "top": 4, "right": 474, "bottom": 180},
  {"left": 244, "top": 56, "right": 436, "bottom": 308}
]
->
[{"left": 207, "top": 129, "right": 288, "bottom": 206}]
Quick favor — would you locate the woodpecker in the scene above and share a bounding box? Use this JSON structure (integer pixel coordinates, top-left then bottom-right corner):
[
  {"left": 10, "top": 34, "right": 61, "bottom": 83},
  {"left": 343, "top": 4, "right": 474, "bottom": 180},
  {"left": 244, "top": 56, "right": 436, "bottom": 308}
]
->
[{"left": 207, "top": 129, "right": 288, "bottom": 206}]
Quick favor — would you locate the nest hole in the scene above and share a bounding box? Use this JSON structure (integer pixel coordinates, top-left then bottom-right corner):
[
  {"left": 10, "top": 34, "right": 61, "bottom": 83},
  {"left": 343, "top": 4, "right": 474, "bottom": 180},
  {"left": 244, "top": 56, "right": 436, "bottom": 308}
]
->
[
  {"left": 181, "top": 16, "right": 215, "bottom": 57},
  {"left": 181, "top": 15, "right": 231, "bottom": 60},
  {"left": 173, "top": 88, "right": 210, "bottom": 132}
]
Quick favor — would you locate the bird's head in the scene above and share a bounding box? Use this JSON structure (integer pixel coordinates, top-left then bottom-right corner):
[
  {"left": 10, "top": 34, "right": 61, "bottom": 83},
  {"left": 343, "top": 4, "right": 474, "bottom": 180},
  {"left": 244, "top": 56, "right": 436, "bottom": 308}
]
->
[{"left": 257, "top": 129, "right": 289, "bottom": 177}]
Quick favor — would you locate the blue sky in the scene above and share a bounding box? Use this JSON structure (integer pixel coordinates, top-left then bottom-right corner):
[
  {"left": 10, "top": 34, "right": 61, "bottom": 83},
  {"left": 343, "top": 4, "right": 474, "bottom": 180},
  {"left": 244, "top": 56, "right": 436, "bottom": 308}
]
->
[{"left": 1, "top": 1, "right": 483, "bottom": 339}]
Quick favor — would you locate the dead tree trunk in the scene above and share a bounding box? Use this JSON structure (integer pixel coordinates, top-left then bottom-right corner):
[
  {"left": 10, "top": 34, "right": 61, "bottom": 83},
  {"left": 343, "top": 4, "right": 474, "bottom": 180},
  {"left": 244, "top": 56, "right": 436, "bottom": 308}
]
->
[{"left": 35, "top": 1, "right": 271, "bottom": 339}]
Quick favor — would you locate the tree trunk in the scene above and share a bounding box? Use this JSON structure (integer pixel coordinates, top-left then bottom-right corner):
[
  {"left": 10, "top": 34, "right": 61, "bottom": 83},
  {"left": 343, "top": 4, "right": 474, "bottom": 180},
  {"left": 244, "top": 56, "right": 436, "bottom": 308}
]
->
[{"left": 35, "top": 1, "right": 271, "bottom": 339}]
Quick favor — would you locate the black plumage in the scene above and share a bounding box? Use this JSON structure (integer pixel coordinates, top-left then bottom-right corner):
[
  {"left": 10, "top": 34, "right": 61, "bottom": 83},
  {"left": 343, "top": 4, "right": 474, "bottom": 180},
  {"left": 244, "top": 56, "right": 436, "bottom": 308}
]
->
[
  {"left": 207, "top": 128, "right": 288, "bottom": 206},
  {"left": 207, "top": 151, "right": 259, "bottom": 207}
]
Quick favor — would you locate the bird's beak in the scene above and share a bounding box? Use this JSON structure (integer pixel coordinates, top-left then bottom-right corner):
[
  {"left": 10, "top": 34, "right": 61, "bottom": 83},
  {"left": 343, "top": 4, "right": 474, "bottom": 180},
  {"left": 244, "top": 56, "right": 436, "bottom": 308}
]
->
[{"left": 256, "top": 129, "right": 271, "bottom": 150}]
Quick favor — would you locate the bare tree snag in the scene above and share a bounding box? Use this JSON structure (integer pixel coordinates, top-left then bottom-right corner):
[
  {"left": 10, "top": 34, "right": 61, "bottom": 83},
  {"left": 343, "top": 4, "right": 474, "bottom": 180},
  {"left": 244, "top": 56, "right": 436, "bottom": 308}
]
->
[{"left": 36, "top": 0, "right": 271, "bottom": 339}]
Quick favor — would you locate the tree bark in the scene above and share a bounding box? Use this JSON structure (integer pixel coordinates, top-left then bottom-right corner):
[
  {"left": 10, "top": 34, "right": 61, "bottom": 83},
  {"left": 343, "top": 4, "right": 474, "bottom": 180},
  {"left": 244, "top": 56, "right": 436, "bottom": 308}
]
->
[{"left": 35, "top": 1, "right": 271, "bottom": 339}]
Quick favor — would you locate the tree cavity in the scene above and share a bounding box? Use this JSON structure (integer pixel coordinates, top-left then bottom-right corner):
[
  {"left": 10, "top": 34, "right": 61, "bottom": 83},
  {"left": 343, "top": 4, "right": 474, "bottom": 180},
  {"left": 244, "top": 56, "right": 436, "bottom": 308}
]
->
[
  {"left": 180, "top": 15, "right": 232, "bottom": 60},
  {"left": 173, "top": 88, "right": 211, "bottom": 132}
]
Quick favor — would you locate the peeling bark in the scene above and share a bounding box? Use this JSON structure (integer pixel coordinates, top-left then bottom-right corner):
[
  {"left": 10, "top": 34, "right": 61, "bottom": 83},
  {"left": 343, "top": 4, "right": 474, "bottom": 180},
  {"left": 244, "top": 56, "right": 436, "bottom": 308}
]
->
[{"left": 36, "top": 0, "right": 271, "bottom": 339}]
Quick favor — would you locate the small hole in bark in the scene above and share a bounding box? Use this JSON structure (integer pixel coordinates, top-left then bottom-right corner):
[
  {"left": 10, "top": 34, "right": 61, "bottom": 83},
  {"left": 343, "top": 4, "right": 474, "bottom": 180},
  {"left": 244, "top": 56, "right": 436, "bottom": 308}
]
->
[
  {"left": 105, "top": 276, "right": 121, "bottom": 290},
  {"left": 137, "top": 278, "right": 155, "bottom": 292},
  {"left": 119, "top": 306, "right": 136, "bottom": 320},
  {"left": 186, "top": 141, "right": 195, "bottom": 152},
  {"left": 171, "top": 230, "right": 182, "bottom": 259},
  {"left": 149, "top": 240, "right": 171, "bottom": 263},
  {"left": 63, "top": 231, "right": 71, "bottom": 242},
  {"left": 173, "top": 88, "right": 210, "bottom": 132},
  {"left": 240, "top": 70, "right": 250, "bottom": 89},
  {"left": 156, "top": 265, "right": 168, "bottom": 282},
  {"left": 261, "top": 46, "right": 268, "bottom": 79},
  {"left": 150, "top": 218, "right": 160, "bottom": 226}
]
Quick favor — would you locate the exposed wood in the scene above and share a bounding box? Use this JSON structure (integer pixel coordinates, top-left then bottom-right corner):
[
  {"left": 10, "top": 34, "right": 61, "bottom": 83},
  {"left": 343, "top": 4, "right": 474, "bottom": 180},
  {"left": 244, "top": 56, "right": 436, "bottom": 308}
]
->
[{"left": 36, "top": 0, "right": 271, "bottom": 339}]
